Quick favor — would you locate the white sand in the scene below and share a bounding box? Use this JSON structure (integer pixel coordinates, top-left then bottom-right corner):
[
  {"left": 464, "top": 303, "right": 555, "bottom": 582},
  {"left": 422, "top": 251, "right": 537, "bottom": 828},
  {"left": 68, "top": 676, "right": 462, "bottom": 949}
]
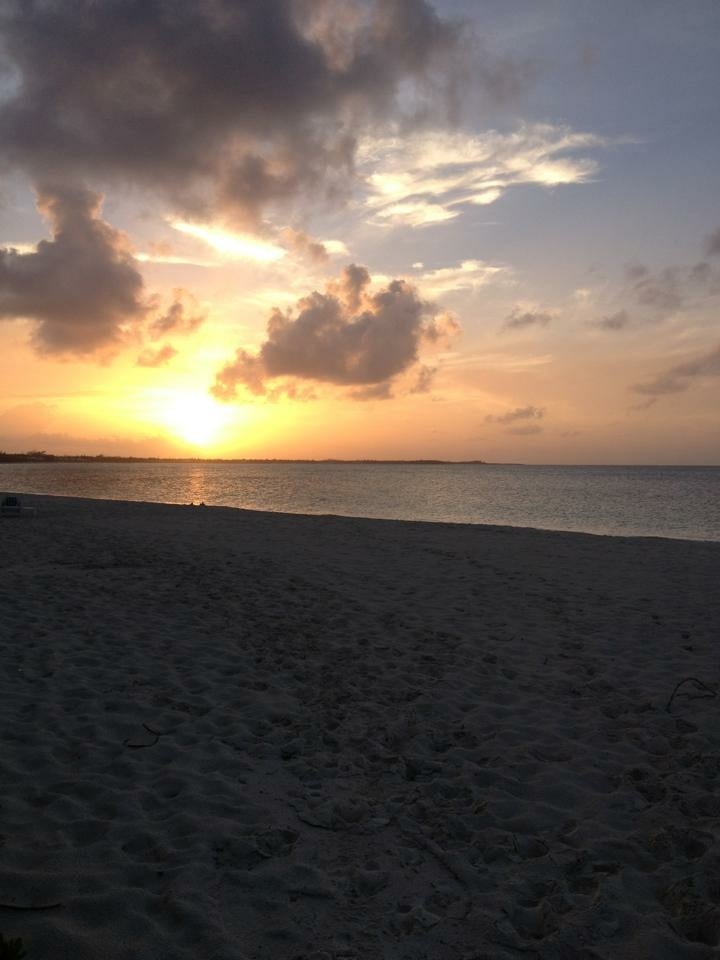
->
[{"left": 0, "top": 494, "right": 718, "bottom": 959}]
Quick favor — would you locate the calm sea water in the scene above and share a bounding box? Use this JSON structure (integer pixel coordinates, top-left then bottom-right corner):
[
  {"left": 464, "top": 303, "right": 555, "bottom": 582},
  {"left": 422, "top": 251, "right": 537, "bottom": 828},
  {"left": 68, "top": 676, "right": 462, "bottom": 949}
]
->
[{"left": 1, "top": 462, "right": 719, "bottom": 541}]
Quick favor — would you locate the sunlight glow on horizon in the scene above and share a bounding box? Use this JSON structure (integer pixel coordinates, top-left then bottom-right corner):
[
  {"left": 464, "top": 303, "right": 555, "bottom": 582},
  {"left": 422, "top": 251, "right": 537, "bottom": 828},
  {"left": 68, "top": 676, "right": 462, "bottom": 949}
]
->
[{"left": 150, "top": 390, "right": 241, "bottom": 449}]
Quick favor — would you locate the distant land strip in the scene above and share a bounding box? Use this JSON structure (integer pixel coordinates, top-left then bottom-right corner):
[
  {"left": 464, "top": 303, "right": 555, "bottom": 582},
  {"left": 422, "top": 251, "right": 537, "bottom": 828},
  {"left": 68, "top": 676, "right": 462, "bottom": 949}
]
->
[{"left": 0, "top": 451, "right": 492, "bottom": 465}]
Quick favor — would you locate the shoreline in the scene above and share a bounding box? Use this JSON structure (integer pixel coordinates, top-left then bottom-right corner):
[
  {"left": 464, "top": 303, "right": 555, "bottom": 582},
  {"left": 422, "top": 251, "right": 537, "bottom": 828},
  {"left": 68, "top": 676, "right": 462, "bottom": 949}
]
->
[
  {"left": 1, "top": 495, "right": 719, "bottom": 958},
  {"left": 3, "top": 490, "right": 720, "bottom": 546}
]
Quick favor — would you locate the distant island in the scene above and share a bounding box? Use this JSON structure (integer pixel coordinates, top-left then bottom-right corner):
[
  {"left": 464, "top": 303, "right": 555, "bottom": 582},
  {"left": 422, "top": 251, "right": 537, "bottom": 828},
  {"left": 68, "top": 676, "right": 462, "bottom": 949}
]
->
[{"left": 0, "top": 450, "right": 490, "bottom": 465}]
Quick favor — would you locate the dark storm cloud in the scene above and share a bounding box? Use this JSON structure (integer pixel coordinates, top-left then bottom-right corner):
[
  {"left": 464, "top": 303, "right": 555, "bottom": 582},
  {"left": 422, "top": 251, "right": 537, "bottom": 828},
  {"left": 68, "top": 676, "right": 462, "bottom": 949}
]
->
[
  {"left": 633, "top": 343, "right": 720, "bottom": 396},
  {"left": 485, "top": 405, "right": 544, "bottom": 425},
  {"left": 0, "top": 0, "right": 459, "bottom": 224},
  {"left": 212, "top": 264, "right": 458, "bottom": 400},
  {"left": 0, "top": 184, "right": 146, "bottom": 353},
  {"left": 503, "top": 308, "right": 552, "bottom": 331}
]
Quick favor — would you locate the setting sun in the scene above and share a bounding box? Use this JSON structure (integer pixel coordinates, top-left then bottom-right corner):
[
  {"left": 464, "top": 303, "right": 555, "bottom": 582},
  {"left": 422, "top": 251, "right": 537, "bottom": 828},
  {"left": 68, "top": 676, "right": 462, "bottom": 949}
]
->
[{"left": 156, "top": 391, "right": 235, "bottom": 448}]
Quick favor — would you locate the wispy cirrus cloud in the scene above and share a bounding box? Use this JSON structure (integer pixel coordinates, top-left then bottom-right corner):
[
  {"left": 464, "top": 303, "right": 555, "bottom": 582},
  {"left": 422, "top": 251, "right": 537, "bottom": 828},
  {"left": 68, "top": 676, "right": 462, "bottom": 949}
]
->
[
  {"left": 169, "top": 220, "right": 287, "bottom": 263},
  {"left": 137, "top": 224, "right": 350, "bottom": 268},
  {"left": 414, "top": 259, "right": 506, "bottom": 297},
  {"left": 441, "top": 351, "right": 552, "bottom": 372},
  {"left": 359, "top": 123, "right": 612, "bottom": 228},
  {"left": 633, "top": 342, "right": 720, "bottom": 396}
]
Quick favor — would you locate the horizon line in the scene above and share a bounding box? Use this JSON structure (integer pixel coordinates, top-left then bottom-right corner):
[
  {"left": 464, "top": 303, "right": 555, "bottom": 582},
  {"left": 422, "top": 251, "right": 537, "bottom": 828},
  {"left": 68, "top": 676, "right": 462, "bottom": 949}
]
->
[{"left": 1, "top": 452, "right": 719, "bottom": 467}]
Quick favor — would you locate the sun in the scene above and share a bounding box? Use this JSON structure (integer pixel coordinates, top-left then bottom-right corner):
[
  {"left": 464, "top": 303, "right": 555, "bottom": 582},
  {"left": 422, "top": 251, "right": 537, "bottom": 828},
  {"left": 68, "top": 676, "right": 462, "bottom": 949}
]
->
[{"left": 158, "top": 391, "right": 234, "bottom": 449}]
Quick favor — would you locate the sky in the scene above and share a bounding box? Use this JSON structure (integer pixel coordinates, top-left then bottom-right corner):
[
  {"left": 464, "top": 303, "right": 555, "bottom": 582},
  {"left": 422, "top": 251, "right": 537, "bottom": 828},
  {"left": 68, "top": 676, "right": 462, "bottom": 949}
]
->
[{"left": 1, "top": 0, "right": 719, "bottom": 464}]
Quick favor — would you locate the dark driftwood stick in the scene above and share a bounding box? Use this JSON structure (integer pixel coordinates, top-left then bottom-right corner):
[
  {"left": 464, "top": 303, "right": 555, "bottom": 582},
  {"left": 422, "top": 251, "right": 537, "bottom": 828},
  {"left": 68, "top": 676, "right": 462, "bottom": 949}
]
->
[
  {"left": 666, "top": 677, "right": 718, "bottom": 714},
  {"left": 124, "top": 736, "right": 159, "bottom": 749}
]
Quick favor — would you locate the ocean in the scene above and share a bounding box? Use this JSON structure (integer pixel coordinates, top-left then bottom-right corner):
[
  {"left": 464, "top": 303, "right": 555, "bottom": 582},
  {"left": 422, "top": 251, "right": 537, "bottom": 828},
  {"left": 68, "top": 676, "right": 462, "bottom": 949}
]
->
[{"left": 1, "top": 461, "right": 719, "bottom": 541}]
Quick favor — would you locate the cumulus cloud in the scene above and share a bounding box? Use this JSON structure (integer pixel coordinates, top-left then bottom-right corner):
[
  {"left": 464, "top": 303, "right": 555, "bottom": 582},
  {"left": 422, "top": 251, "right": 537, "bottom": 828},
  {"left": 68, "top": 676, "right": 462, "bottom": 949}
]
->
[
  {"left": 633, "top": 343, "right": 720, "bottom": 396},
  {"left": 360, "top": 124, "right": 610, "bottom": 227},
  {"left": 0, "top": 0, "right": 462, "bottom": 226},
  {"left": 0, "top": 183, "right": 146, "bottom": 354},
  {"left": 212, "top": 264, "right": 459, "bottom": 400},
  {"left": 136, "top": 344, "right": 178, "bottom": 368},
  {"left": 503, "top": 307, "right": 552, "bottom": 330},
  {"left": 486, "top": 405, "right": 544, "bottom": 425}
]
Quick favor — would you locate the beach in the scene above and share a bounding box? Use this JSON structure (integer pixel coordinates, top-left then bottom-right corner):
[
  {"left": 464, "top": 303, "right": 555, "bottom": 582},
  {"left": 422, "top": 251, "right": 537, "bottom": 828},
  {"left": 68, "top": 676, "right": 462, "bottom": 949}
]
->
[{"left": 1, "top": 494, "right": 719, "bottom": 959}]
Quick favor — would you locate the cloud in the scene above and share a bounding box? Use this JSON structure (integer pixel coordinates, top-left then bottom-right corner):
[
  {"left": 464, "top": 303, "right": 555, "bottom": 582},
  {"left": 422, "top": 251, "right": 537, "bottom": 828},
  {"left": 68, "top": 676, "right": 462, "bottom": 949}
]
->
[
  {"left": 0, "top": 183, "right": 146, "bottom": 354},
  {"left": 169, "top": 220, "right": 286, "bottom": 262},
  {"left": 148, "top": 291, "right": 205, "bottom": 338},
  {"left": 135, "top": 251, "right": 218, "bottom": 268},
  {"left": 626, "top": 264, "right": 683, "bottom": 313},
  {"left": 360, "top": 123, "right": 611, "bottom": 227},
  {"left": 633, "top": 342, "right": 720, "bottom": 396},
  {"left": 348, "top": 381, "right": 394, "bottom": 401},
  {"left": 594, "top": 309, "right": 630, "bottom": 331},
  {"left": 508, "top": 423, "right": 543, "bottom": 436},
  {"left": 136, "top": 344, "right": 178, "bottom": 368},
  {"left": 486, "top": 404, "right": 544, "bottom": 425},
  {"left": 690, "top": 261, "right": 712, "bottom": 284},
  {"left": 280, "top": 228, "right": 329, "bottom": 265},
  {"left": 0, "top": 0, "right": 461, "bottom": 226},
  {"left": 409, "top": 365, "right": 436, "bottom": 394},
  {"left": 705, "top": 228, "right": 720, "bottom": 257},
  {"left": 415, "top": 259, "right": 505, "bottom": 297},
  {"left": 322, "top": 239, "right": 350, "bottom": 257},
  {"left": 158, "top": 220, "right": 347, "bottom": 267},
  {"left": 602, "top": 257, "right": 719, "bottom": 331},
  {"left": 212, "top": 264, "right": 459, "bottom": 400},
  {"left": 503, "top": 307, "right": 552, "bottom": 330},
  {"left": 442, "top": 351, "right": 552, "bottom": 371}
]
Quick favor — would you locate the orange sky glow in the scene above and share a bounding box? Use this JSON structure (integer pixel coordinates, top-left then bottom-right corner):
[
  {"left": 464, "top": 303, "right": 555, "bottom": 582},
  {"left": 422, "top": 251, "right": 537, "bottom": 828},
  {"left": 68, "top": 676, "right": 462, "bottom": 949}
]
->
[{"left": 1, "top": 1, "right": 719, "bottom": 464}]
